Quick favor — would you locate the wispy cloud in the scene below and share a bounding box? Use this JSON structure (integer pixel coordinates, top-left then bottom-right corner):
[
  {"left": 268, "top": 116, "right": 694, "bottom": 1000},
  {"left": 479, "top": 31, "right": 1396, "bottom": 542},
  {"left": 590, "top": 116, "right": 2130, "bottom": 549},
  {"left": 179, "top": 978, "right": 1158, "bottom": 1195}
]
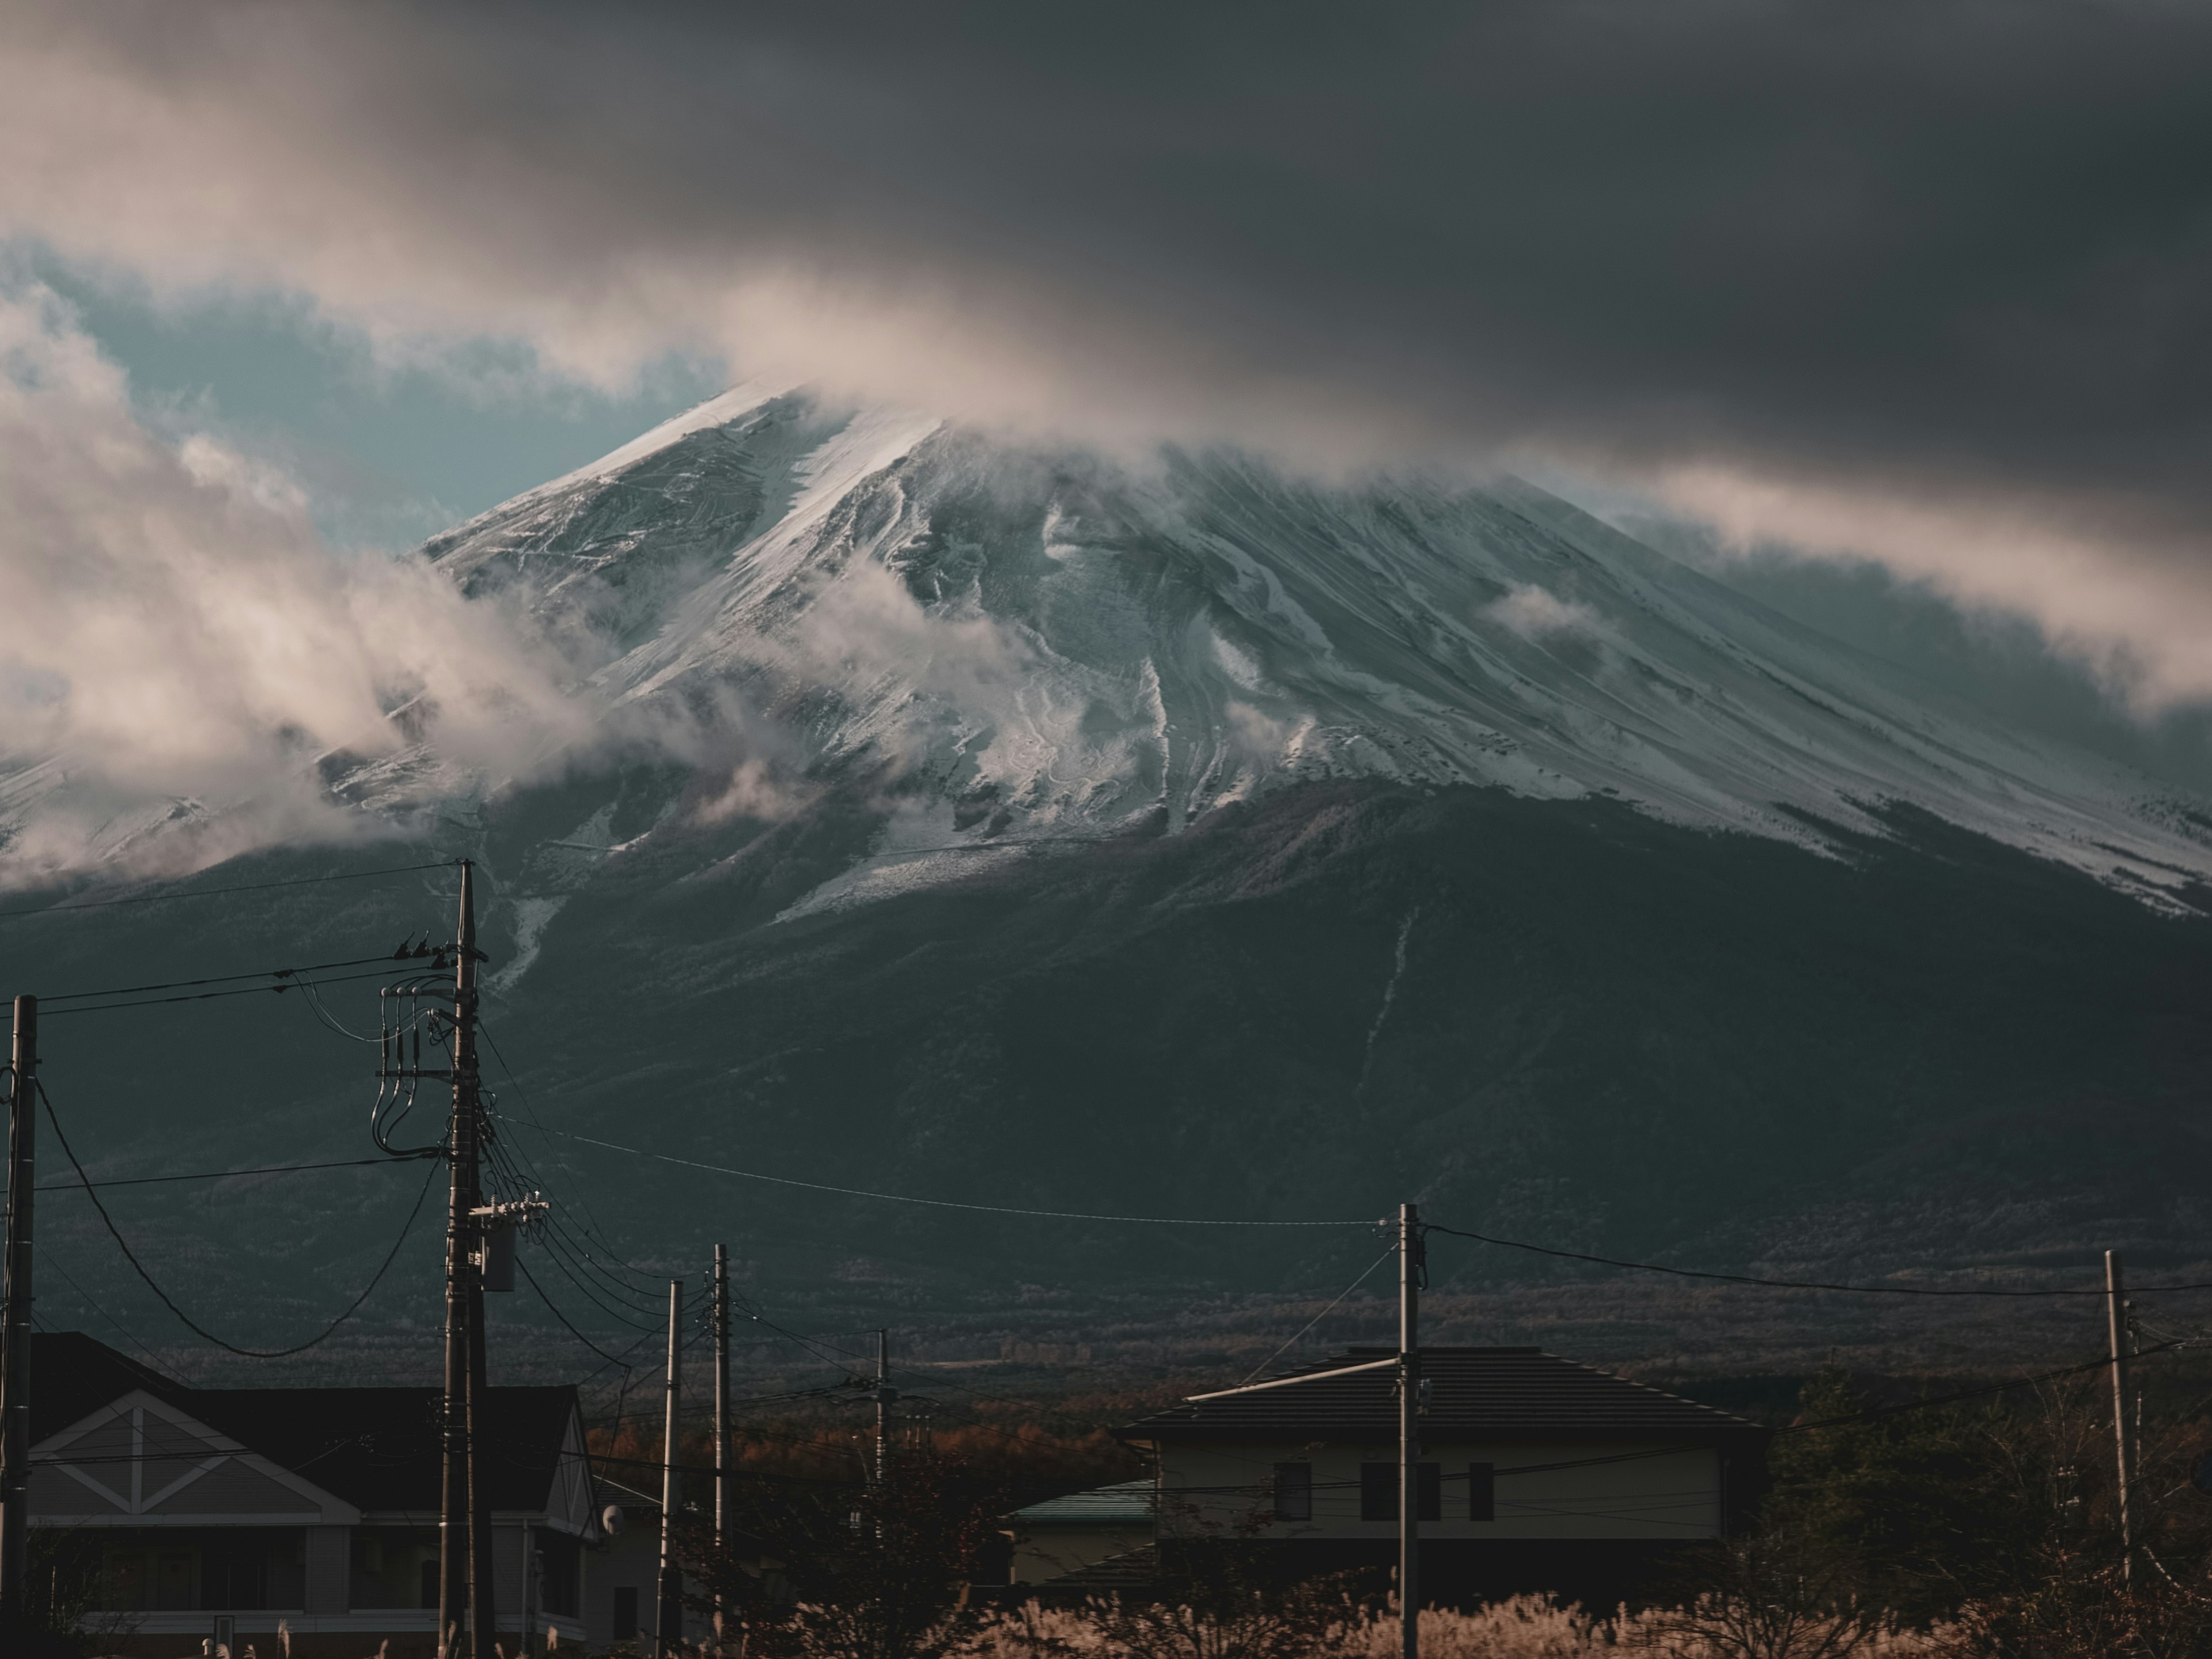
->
[
  {"left": 1484, "top": 585, "right": 1603, "bottom": 643},
  {"left": 0, "top": 286, "right": 594, "bottom": 882},
  {"left": 4, "top": 1, "right": 2212, "bottom": 724}
]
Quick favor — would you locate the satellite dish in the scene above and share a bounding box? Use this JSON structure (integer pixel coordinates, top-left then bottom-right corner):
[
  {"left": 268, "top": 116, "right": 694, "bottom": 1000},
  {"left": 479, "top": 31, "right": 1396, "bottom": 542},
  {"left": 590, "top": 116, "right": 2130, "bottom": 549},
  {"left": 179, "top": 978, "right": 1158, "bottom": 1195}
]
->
[
  {"left": 602, "top": 1503, "right": 627, "bottom": 1536},
  {"left": 2192, "top": 1452, "right": 2212, "bottom": 1496}
]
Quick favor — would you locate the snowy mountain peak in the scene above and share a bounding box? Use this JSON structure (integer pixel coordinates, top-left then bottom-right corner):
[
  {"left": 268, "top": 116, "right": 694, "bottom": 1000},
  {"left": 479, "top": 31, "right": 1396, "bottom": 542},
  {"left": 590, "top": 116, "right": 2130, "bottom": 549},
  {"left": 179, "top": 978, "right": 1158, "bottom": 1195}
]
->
[{"left": 422, "top": 389, "right": 2212, "bottom": 914}]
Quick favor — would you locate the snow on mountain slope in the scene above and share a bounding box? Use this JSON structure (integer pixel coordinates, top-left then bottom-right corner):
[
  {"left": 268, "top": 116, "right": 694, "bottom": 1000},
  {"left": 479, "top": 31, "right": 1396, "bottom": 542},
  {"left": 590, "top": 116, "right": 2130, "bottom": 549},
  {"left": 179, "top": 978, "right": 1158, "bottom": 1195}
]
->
[{"left": 417, "top": 388, "right": 2212, "bottom": 914}]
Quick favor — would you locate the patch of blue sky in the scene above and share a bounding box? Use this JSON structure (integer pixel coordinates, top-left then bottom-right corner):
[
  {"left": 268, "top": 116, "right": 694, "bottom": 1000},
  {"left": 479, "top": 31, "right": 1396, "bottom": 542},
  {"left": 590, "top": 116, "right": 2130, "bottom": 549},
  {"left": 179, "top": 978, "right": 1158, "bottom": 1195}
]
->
[{"left": 10, "top": 240, "right": 724, "bottom": 552}]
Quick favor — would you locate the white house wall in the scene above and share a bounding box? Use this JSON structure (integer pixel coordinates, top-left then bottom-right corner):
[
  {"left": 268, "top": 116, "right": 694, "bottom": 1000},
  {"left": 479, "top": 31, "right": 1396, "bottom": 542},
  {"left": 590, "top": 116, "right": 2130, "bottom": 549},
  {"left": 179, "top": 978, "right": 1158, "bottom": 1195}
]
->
[
  {"left": 546, "top": 1413, "right": 596, "bottom": 1536},
  {"left": 1158, "top": 1442, "right": 1723, "bottom": 1541}
]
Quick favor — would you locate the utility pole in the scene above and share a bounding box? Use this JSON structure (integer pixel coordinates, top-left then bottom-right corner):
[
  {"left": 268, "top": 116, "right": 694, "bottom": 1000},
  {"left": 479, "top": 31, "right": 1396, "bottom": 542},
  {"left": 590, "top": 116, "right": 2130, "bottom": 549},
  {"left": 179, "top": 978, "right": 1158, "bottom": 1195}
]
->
[
  {"left": 438, "top": 863, "right": 493, "bottom": 1658},
  {"left": 874, "top": 1329, "right": 896, "bottom": 1491},
  {"left": 1399, "top": 1200, "right": 1422, "bottom": 1659},
  {"left": 2107, "top": 1248, "right": 2135, "bottom": 1580},
  {"left": 0, "top": 995, "right": 37, "bottom": 1616},
  {"left": 657, "top": 1279, "right": 684, "bottom": 1659},
  {"left": 713, "top": 1245, "right": 730, "bottom": 1658}
]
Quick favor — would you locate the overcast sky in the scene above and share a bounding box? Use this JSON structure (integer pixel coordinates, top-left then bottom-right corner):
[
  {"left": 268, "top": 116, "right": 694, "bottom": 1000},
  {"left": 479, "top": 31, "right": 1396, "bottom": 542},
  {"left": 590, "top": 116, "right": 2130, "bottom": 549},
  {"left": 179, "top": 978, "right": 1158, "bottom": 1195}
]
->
[{"left": 5, "top": 1, "right": 2211, "bottom": 716}]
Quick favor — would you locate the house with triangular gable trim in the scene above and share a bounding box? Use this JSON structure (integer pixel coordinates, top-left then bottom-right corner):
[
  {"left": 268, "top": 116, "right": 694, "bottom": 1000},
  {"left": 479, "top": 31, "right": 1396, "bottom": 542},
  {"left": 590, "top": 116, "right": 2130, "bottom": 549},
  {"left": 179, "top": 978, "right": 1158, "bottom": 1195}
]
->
[{"left": 25, "top": 1332, "right": 635, "bottom": 1658}]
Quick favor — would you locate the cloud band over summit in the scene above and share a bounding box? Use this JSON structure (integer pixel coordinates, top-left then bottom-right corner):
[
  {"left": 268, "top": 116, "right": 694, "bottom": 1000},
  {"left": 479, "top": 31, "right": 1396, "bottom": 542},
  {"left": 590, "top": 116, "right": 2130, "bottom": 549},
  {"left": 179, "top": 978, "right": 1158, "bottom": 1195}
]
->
[{"left": 5, "top": 1, "right": 2212, "bottom": 690}]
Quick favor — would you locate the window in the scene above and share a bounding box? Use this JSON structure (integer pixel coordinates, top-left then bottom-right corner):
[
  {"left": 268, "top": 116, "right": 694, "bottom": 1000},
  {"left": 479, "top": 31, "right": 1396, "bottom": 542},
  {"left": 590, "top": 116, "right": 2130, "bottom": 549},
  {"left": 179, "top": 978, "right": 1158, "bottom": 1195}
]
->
[
  {"left": 1467, "top": 1462, "right": 1495, "bottom": 1523},
  {"left": 539, "top": 1533, "right": 581, "bottom": 1618},
  {"left": 201, "top": 1541, "right": 267, "bottom": 1609},
  {"left": 613, "top": 1585, "right": 641, "bottom": 1640},
  {"left": 1360, "top": 1463, "right": 1391, "bottom": 1520},
  {"left": 419, "top": 1560, "right": 438, "bottom": 1611},
  {"left": 101, "top": 1551, "right": 147, "bottom": 1611},
  {"left": 1358, "top": 1462, "right": 1440, "bottom": 1522},
  {"left": 152, "top": 1550, "right": 196, "bottom": 1611},
  {"left": 1272, "top": 1463, "right": 1313, "bottom": 1522}
]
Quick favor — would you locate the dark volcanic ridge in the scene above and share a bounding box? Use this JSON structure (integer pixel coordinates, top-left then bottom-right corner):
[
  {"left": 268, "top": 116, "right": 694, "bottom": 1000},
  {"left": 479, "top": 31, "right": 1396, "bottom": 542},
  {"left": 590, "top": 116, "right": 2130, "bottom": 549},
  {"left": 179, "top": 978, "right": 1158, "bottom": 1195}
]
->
[{"left": 10, "top": 390, "right": 2212, "bottom": 1391}]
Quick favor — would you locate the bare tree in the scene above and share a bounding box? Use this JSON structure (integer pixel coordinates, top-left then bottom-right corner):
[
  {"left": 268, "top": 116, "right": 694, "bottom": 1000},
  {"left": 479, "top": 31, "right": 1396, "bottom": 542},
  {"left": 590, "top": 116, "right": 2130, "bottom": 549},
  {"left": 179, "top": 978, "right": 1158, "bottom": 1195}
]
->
[{"left": 679, "top": 1451, "right": 998, "bottom": 1659}]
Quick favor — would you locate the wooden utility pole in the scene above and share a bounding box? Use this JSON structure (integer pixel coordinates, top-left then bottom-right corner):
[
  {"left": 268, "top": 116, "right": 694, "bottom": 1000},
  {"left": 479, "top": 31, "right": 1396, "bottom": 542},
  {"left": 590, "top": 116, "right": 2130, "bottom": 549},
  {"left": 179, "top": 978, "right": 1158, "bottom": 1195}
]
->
[
  {"left": 657, "top": 1279, "right": 684, "bottom": 1658},
  {"left": 0, "top": 995, "right": 36, "bottom": 1615},
  {"left": 1399, "top": 1200, "right": 1422, "bottom": 1659},
  {"left": 2107, "top": 1248, "right": 2135, "bottom": 1579},
  {"left": 713, "top": 1245, "right": 730, "bottom": 1658},
  {"left": 439, "top": 863, "right": 492, "bottom": 1658}
]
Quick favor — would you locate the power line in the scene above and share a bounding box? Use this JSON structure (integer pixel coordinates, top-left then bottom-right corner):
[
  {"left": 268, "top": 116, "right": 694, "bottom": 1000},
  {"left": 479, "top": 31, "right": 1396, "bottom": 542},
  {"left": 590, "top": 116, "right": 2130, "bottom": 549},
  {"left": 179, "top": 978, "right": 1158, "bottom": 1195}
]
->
[
  {"left": 40, "top": 965, "right": 413, "bottom": 1018},
  {"left": 479, "top": 1129, "right": 654, "bottom": 1292},
  {"left": 478, "top": 1138, "right": 662, "bottom": 1320},
  {"left": 516, "top": 1256, "right": 656, "bottom": 1366},
  {"left": 41, "top": 1080, "right": 438, "bottom": 1358},
  {"left": 539, "top": 1126, "right": 1375, "bottom": 1226},
  {"left": 1768, "top": 1342, "right": 2181, "bottom": 1438},
  {"left": 0, "top": 857, "right": 459, "bottom": 923},
  {"left": 1426, "top": 1222, "right": 2212, "bottom": 1298},
  {"left": 479, "top": 1027, "right": 664, "bottom": 1285},
  {"left": 1237, "top": 1245, "right": 1397, "bottom": 1385},
  {"left": 39, "top": 1254, "right": 193, "bottom": 1384},
  {"left": 41, "top": 952, "right": 430, "bottom": 1005},
  {"left": 38, "top": 1156, "right": 402, "bottom": 1193}
]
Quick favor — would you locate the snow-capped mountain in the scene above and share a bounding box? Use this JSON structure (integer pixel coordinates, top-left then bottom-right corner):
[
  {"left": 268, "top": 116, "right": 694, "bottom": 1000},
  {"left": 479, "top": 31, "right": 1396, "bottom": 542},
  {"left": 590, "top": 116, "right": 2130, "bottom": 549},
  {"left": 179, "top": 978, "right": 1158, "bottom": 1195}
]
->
[
  {"left": 424, "top": 383, "right": 2212, "bottom": 914},
  {"left": 26, "top": 388, "right": 2212, "bottom": 1353}
]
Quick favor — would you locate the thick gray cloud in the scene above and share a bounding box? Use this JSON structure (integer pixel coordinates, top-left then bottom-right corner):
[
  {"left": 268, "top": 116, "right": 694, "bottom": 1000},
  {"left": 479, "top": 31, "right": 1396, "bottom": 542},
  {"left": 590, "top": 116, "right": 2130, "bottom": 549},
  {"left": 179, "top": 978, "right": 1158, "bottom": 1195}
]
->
[{"left": 6, "top": 1, "right": 2212, "bottom": 691}]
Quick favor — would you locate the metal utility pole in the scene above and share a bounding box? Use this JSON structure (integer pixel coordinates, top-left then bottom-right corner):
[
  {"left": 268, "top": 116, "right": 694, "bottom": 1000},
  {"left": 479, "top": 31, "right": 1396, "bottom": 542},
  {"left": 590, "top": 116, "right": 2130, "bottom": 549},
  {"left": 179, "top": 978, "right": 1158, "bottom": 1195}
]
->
[
  {"left": 874, "top": 1330, "right": 896, "bottom": 1491},
  {"left": 713, "top": 1245, "right": 730, "bottom": 1658},
  {"left": 1399, "top": 1200, "right": 1422, "bottom": 1659},
  {"left": 2107, "top": 1248, "right": 2135, "bottom": 1580},
  {"left": 0, "top": 995, "right": 37, "bottom": 1615},
  {"left": 657, "top": 1279, "right": 684, "bottom": 1659},
  {"left": 438, "top": 863, "right": 493, "bottom": 1658}
]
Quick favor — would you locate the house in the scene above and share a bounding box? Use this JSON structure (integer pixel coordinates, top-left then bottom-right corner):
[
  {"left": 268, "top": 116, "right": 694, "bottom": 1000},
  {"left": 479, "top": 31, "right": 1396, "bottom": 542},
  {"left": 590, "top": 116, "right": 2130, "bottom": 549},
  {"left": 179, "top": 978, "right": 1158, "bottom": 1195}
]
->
[
  {"left": 1115, "top": 1345, "right": 1769, "bottom": 1605},
  {"left": 24, "top": 1332, "right": 623, "bottom": 1657},
  {"left": 1003, "top": 1480, "right": 1153, "bottom": 1584}
]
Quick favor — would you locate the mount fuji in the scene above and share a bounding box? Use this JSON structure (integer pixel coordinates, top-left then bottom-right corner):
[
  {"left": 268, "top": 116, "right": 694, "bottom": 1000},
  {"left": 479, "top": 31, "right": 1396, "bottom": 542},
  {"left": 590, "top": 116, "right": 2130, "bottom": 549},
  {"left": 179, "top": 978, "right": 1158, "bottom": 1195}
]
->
[
  {"left": 19, "top": 387, "right": 2212, "bottom": 1373},
  {"left": 418, "top": 382, "right": 2212, "bottom": 917}
]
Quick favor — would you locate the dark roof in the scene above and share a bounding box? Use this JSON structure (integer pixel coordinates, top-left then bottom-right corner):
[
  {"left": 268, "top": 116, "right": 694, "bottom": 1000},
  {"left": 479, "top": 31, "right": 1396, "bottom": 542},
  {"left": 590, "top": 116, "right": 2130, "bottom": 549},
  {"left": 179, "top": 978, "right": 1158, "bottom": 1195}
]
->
[
  {"left": 1118, "top": 1347, "right": 1766, "bottom": 1446},
  {"left": 29, "top": 1332, "right": 189, "bottom": 1442},
  {"left": 190, "top": 1385, "right": 580, "bottom": 1514},
  {"left": 31, "top": 1334, "right": 581, "bottom": 1514}
]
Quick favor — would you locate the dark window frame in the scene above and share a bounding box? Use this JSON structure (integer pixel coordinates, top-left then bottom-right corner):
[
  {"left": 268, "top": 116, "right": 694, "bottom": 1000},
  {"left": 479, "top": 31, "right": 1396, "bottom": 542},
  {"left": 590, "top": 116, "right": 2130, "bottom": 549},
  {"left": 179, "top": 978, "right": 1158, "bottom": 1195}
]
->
[
  {"left": 612, "top": 1584, "right": 641, "bottom": 1640},
  {"left": 1358, "top": 1461, "right": 1440, "bottom": 1522},
  {"left": 1272, "top": 1461, "right": 1314, "bottom": 1521},
  {"left": 1467, "top": 1461, "right": 1495, "bottom": 1522}
]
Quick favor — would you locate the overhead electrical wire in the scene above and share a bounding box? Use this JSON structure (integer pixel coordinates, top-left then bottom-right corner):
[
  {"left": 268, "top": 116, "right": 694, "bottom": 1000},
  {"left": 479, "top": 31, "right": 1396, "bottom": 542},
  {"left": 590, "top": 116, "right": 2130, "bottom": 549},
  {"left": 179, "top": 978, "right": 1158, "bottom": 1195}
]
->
[
  {"left": 480, "top": 1128, "right": 654, "bottom": 1294},
  {"left": 1424, "top": 1221, "right": 2212, "bottom": 1298},
  {"left": 39, "top": 1156, "right": 400, "bottom": 1192},
  {"left": 39, "top": 1254, "right": 192, "bottom": 1384},
  {"left": 299, "top": 978, "right": 381, "bottom": 1044},
  {"left": 516, "top": 1256, "right": 658, "bottom": 1366},
  {"left": 537, "top": 1125, "right": 1376, "bottom": 1227},
  {"left": 42, "top": 1080, "right": 440, "bottom": 1358},
  {"left": 479, "top": 1137, "right": 662, "bottom": 1321},
  {"left": 40, "top": 952, "right": 433, "bottom": 1006},
  {"left": 480, "top": 1023, "right": 662, "bottom": 1288},
  {"left": 1237, "top": 1244, "right": 1398, "bottom": 1385},
  {"left": 44, "top": 965, "right": 419, "bottom": 1018},
  {"left": 0, "top": 857, "right": 460, "bottom": 923},
  {"left": 522, "top": 1228, "right": 664, "bottom": 1334}
]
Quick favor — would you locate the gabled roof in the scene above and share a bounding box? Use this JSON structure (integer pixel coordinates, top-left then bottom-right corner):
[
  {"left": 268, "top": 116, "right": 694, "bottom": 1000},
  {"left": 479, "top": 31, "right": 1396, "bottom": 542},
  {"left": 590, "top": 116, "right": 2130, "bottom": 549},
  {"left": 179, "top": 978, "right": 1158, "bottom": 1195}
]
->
[
  {"left": 1007, "top": 1480, "right": 1154, "bottom": 1525},
  {"left": 1118, "top": 1347, "right": 1766, "bottom": 1446},
  {"left": 29, "top": 1334, "right": 588, "bottom": 1518},
  {"left": 29, "top": 1332, "right": 188, "bottom": 1443},
  {"left": 31, "top": 1388, "right": 362, "bottom": 1528},
  {"left": 187, "top": 1384, "right": 584, "bottom": 1515}
]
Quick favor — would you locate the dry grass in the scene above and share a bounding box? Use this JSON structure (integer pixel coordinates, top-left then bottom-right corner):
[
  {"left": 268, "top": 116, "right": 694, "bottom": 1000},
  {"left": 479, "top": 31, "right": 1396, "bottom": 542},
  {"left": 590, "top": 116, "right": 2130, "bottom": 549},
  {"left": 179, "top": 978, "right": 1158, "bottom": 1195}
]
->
[{"left": 965, "top": 1596, "right": 1946, "bottom": 1659}]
